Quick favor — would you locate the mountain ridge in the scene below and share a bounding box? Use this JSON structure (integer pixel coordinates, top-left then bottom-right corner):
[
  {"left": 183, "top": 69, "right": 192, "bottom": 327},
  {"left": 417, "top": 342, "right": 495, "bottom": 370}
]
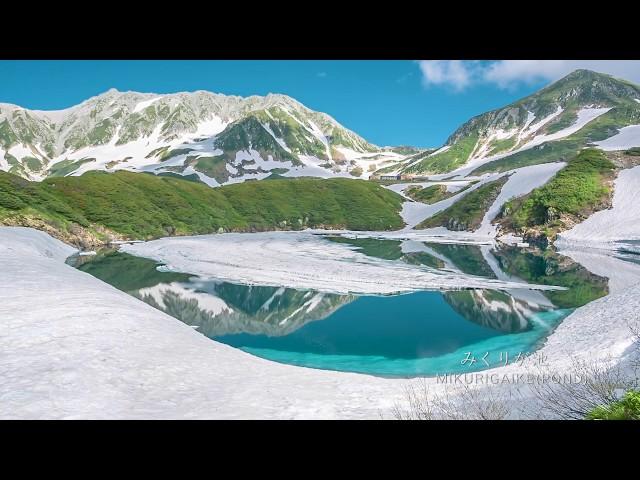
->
[
  {"left": 0, "top": 89, "right": 411, "bottom": 184},
  {"left": 2, "top": 69, "right": 640, "bottom": 185},
  {"left": 401, "top": 69, "right": 640, "bottom": 176}
]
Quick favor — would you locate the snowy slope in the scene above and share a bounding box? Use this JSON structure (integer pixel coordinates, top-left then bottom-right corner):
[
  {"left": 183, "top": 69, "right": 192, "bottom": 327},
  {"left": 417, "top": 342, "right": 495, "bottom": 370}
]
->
[
  {"left": 0, "top": 90, "right": 409, "bottom": 184},
  {"left": 401, "top": 70, "right": 640, "bottom": 179},
  {"left": 556, "top": 165, "right": 640, "bottom": 248},
  {"left": 594, "top": 125, "right": 640, "bottom": 150},
  {"left": 477, "top": 162, "right": 567, "bottom": 237},
  {"left": 434, "top": 107, "right": 611, "bottom": 179}
]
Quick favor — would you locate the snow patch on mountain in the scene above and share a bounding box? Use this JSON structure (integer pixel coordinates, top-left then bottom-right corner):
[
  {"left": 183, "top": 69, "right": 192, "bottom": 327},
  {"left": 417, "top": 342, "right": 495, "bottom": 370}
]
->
[
  {"left": 441, "top": 107, "right": 611, "bottom": 179},
  {"left": 556, "top": 165, "right": 640, "bottom": 248},
  {"left": 477, "top": 162, "right": 567, "bottom": 237},
  {"left": 132, "top": 96, "right": 162, "bottom": 113},
  {"left": 521, "top": 106, "right": 564, "bottom": 139},
  {"left": 593, "top": 125, "right": 640, "bottom": 151},
  {"left": 191, "top": 116, "right": 227, "bottom": 138},
  {"left": 524, "top": 107, "right": 611, "bottom": 149}
]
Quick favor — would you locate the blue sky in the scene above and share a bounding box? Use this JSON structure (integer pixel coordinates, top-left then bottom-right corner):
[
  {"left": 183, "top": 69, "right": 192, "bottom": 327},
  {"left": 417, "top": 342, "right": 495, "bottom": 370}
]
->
[{"left": 1, "top": 60, "right": 639, "bottom": 148}]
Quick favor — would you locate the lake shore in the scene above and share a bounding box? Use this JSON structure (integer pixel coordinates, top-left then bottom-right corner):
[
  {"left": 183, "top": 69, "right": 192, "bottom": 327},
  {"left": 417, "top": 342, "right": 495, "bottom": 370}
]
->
[{"left": 1, "top": 226, "right": 638, "bottom": 419}]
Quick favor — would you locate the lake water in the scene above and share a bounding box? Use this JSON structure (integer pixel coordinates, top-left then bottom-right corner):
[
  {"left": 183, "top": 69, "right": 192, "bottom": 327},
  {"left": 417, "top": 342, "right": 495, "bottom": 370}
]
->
[{"left": 68, "top": 235, "right": 609, "bottom": 377}]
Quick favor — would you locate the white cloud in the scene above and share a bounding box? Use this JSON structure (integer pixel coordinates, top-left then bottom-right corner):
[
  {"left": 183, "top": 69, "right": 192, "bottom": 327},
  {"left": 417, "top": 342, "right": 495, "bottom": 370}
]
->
[
  {"left": 417, "top": 60, "right": 640, "bottom": 92},
  {"left": 484, "top": 60, "right": 640, "bottom": 89},
  {"left": 417, "top": 60, "right": 474, "bottom": 91}
]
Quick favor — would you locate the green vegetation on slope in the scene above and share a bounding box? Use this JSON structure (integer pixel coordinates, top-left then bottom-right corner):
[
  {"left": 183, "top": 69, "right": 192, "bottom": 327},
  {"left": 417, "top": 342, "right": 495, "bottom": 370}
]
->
[
  {"left": 587, "top": 390, "right": 640, "bottom": 420},
  {"left": 404, "top": 134, "right": 479, "bottom": 174},
  {"left": 0, "top": 170, "right": 404, "bottom": 245},
  {"left": 487, "top": 136, "right": 518, "bottom": 157},
  {"left": 219, "top": 176, "right": 404, "bottom": 231},
  {"left": 415, "top": 176, "right": 508, "bottom": 231},
  {"left": 498, "top": 149, "right": 615, "bottom": 239},
  {"left": 471, "top": 140, "right": 581, "bottom": 175},
  {"left": 405, "top": 182, "right": 477, "bottom": 204},
  {"left": 405, "top": 184, "right": 448, "bottom": 204}
]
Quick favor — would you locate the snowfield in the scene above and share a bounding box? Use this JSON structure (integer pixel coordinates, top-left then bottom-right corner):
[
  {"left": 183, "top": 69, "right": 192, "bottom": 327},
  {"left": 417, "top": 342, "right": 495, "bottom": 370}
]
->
[
  {"left": 556, "top": 165, "right": 640, "bottom": 248},
  {"left": 1, "top": 226, "right": 637, "bottom": 419},
  {"left": 594, "top": 125, "right": 640, "bottom": 151},
  {"left": 120, "top": 231, "right": 560, "bottom": 295}
]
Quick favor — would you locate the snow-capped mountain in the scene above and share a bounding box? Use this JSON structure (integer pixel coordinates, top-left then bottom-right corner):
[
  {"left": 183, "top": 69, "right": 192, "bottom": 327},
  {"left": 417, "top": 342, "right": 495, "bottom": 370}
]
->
[
  {"left": 401, "top": 69, "right": 640, "bottom": 176},
  {"left": 0, "top": 89, "right": 412, "bottom": 184},
  {"left": 3, "top": 69, "right": 639, "bottom": 185}
]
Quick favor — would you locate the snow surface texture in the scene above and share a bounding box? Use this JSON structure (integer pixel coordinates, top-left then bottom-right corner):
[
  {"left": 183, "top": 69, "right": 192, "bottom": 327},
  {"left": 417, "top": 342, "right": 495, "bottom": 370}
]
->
[
  {"left": 120, "top": 232, "right": 559, "bottom": 295},
  {"left": 594, "top": 125, "right": 640, "bottom": 151},
  {"left": 556, "top": 166, "right": 640, "bottom": 248},
  {"left": 1, "top": 226, "right": 637, "bottom": 419}
]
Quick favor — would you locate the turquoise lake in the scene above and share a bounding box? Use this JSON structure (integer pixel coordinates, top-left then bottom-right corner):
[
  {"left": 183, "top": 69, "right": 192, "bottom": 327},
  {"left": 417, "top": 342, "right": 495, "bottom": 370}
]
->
[{"left": 68, "top": 236, "right": 608, "bottom": 377}]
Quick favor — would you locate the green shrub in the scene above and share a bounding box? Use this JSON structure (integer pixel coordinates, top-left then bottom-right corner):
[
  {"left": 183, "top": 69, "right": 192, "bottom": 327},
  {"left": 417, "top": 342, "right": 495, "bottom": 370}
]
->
[
  {"left": 503, "top": 149, "right": 615, "bottom": 231},
  {"left": 416, "top": 176, "right": 508, "bottom": 231},
  {"left": 587, "top": 390, "right": 640, "bottom": 420},
  {"left": 0, "top": 170, "right": 405, "bottom": 239}
]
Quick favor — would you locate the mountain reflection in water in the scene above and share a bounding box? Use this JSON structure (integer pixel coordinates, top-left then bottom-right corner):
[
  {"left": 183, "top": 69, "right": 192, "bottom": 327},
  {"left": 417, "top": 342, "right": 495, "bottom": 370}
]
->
[{"left": 68, "top": 236, "right": 610, "bottom": 375}]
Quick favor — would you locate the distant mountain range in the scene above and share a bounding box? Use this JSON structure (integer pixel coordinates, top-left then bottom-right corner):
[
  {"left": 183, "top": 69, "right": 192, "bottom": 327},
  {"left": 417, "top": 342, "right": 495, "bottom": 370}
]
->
[
  {"left": 0, "top": 90, "right": 422, "bottom": 184},
  {"left": 1, "top": 69, "right": 639, "bottom": 185}
]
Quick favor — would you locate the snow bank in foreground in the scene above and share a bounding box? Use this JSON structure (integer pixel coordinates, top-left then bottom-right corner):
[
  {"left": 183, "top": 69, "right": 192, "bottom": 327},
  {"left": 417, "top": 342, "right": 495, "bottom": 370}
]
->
[
  {"left": 556, "top": 165, "right": 640, "bottom": 248},
  {"left": 2, "top": 227, "right": 638, "bottom": 418},
  {"left": 1, "top": 226, "right": 637, "bottom": 419},
  {"left": 0, "top": 226, "right": 76, "bottom": 261},
  {"left": 121, "top": 232, "right": 559, "bottom": 295}
]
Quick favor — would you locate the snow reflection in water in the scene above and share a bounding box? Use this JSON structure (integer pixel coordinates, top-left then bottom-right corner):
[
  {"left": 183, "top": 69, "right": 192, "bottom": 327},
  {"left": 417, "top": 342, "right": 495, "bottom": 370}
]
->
[{"left": 68, "top": 236, "right": 610, "bottom": 377}]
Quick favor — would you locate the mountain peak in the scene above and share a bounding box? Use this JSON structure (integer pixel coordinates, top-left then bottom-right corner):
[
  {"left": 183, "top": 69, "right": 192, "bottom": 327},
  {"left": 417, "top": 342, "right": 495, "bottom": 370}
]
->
[
  {"left": 564, "top": 68, "right": 605, "bottom": 79},
  {"left": 552, "top": 68, "right": 640, "bottom": 89}
]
